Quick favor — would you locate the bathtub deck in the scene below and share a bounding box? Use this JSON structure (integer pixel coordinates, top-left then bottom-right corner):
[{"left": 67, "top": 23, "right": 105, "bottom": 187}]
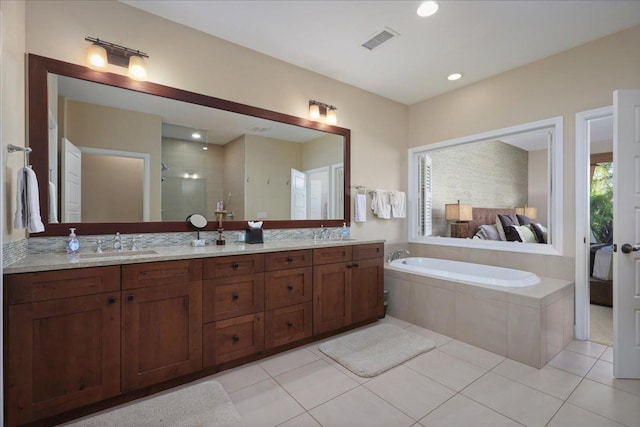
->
[{"left": 384, "top": 264, "right": 574, "bottom": 368}]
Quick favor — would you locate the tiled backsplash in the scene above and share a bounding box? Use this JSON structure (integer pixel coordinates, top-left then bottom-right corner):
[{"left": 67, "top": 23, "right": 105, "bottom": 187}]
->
[{"left": 3, "top": 227, "right": 342, "bottom": 266}]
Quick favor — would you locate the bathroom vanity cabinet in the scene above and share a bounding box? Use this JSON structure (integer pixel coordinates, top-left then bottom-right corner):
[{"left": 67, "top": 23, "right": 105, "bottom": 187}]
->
[{"left": 3, "top": 241, "right": 383, "bottom": 427}]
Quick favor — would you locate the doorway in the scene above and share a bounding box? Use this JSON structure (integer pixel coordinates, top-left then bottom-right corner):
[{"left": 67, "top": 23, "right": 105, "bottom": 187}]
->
[{"left": 575, "top": 106, "right": 614, "bottom": 345}]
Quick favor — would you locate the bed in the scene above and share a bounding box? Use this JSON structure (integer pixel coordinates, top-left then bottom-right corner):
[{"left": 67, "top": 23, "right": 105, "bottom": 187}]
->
[{"left": 590, "top": 243, "right": 613, "bottom": 307}]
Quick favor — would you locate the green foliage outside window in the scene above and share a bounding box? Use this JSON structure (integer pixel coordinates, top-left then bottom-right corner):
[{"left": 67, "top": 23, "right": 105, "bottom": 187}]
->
[{"left": 590, "top": 162, "right": 613, "bottom": 243}]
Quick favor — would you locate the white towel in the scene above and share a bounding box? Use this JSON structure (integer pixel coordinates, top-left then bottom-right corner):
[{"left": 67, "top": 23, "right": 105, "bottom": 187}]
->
[
  {"left": 593, "top": 245, "right": 613, "bottom": 280},
  {"left": 14, "top": 167, "right": 45, "bottom": 233},
  {"left": 372, "top": 190, "right": 392, "bottom": 219},
  {"left": 390, "top": 191, "right": 406, "bottom": 218},
  {"left": 49, "top": 181, "right": 58, "bottom": 223},
  {"left": 355, "top": 194, "right": 367, "bottom": 222}
]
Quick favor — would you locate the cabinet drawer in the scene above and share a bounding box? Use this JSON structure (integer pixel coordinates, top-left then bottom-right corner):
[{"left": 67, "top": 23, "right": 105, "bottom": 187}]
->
[
  {"left": 203, "top": 313, "right": 264, "bottom": 366},
  {"left": 203, "top": 274, "right": 264, "bottom": 323},
  {"left": 265, "top": 302, "right": 312, "bottom": 350},
  {"left": 122, "top": 259, "right": 202, "bottom": 290},
  {"left": 353, "top": 243, "right": 384, "bottom": 260},
  {"left": 204, "top": 254, "right": 264, "bottom": 279},
  {"left": 6, "top": 266, "right": 120, "bottom": 304},
  {"left": 313, "top": 246, "right": 352, "bottom": 265},
  {"left": 265, "top": 267, "right": 312, "bottom": 310},
  {"left": 264, "top": 249, "right": 312, "bottom": 271}
]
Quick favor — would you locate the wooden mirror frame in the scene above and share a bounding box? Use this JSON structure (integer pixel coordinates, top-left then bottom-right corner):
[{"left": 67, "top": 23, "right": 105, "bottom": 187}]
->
[{"left": 28, "top": 54, "right": 351, "bottom": 236}]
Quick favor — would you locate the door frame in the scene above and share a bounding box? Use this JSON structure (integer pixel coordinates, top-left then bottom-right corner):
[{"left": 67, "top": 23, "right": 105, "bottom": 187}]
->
[{"left": 574, "top": 105, "right": 613, "bottom": 340}]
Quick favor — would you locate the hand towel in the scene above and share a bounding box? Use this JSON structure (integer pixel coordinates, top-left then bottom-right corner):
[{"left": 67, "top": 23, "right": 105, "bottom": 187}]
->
[
  {"left": 355, "top": 193, "right": 367, "bottom": 222},
  {"left": 14, "top": 167, "right": 45, "bottom": 233},
  {"left": 374, "top": 190, "right": 392, "bottom": 219},
  {"left": 49, "top": 181, "right": 58, "bottom": 223},
  {"left": 390, "top": 191, "right": 406, "bottom": 218}
]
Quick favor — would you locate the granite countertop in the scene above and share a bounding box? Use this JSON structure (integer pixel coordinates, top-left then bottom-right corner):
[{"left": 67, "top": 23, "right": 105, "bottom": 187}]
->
[{"left": 4, "top": 238, "right": 385, "bottom": 274}]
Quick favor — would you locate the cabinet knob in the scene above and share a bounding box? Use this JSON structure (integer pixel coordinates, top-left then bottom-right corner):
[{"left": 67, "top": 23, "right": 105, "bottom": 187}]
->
[
  {"left": 347, "top": 264, "right": 353, "bottom": 269},
  {"left": 287, "top": 321, "right": 294, "bottom": 328},
  {"left": 127, "top": 295, "right": 135, "bottom": 302},
  {"left": 232, "top": 335, "right": 240, "bottom": 343},
  {"left": 287, "top": 257, "right": 294, "bottom": 263},
  {"left": 352, "top": 263, "right": 359, "bottom": 268},
  {"left": 287, "top": 284, "right": 294, "bottom": 291},
  {"left": 232, "top": 262, "right": 239, "bottom": 269},
  {"left": 232, "top": 293, "right": 239, "bottom": 301},
  {"left": 108, "top": 297, "right": 116, "bottom": 304}
]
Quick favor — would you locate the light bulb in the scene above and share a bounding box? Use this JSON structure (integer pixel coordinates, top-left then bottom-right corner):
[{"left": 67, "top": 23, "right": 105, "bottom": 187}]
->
[
  {"left": 326, "top": 108, "right": 337, "bottom": 125},
  {"left": 128, "top": 55, "right": 147, "bottom": 81},
  {"left": 309, "top": 103, "right": 320, "bottom": 120},
  {"left": 87, "top": 44, "right": 108, "bottom": 70}
]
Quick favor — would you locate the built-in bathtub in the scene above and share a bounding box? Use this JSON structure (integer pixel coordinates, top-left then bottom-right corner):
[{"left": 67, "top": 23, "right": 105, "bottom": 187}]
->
[
  {"left": 384, "top": 257, "right": 574, "bottom": 368},
  {"left": 390, "top": 257, "right": 541, "bottom": 288}
]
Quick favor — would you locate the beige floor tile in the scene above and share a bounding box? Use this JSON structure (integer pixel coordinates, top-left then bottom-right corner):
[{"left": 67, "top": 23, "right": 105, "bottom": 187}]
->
[
  {"left": 404, "top": 325, "right": 453, "bottom": 347},
  {"left": 229, "top": 378, "right": 305, "bottom": 427},
  {"left": 566, "top": 339, "right": 607, "bottom": 359},
  {"left": 419, "top": 394, "right": 520, "bottom": 427},
  {"left": 492, "top": 358, "right": 582, "bottom": 400},
  {"left": 274, "top": 359, "right": 359, "bottom": 410},
  {"left": 462, "top": 372, "right": 563, "bottom": 427},
  {"left": 364, "top": 365, "right": 455, "bottom": 420},
  {"left": 586, "top": 359, "right": 640, "bottom": 397},
  {"left": 309, "top": 386, "right": 414, "bottom": 427},
  {"left": 548, "top": 349, "right": 597, "bottom": 377},
  {"left": 378, "top": 315, "right": 413, "bottom": 329},
  {"left": 568, "top": 378, "right": 640, "bottom": 427},
  {"left": 547, "top": 402, "right": 625, "bottom": 427},
  {"left": 405, "top": 349, "right": 487, "bottom": 391},
  {"left": 277, "top": 412, "right": 321, "bottom": 427},
  {"left": 212, "top": 362, "right": 271, "bottom": 393},
  {"left": 601, "top": 346, "right": 614, "bottom": 363},
  {"left": 259, "top": 347, "right": 320, "bottom": 377},
  {"left": 439, "top": 339, "right": 505, "bottom": 370}
]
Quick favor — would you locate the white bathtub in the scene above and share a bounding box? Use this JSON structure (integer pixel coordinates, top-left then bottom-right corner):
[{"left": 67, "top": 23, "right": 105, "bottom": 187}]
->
[{"left": 389, "top": 257, "right": 540, "bottom": 288}]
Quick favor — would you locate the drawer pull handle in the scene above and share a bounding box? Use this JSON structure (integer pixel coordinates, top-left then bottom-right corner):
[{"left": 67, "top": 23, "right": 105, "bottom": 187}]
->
[
  {"left": 287, "top": 321, "right": 294, "bottom": 328},
  {"left": 232, "top": 293, "right": 239, "bottom": 301},
  {"left": 287, "top": 285, "right": 294, "bottom": 291},
  {"left": 352, "top": 263, "right": 359, "bottom": 268},
  {"left": 287, "top": 257, "right": 294, "bottom": 263},
  {"left": 232, "top": 262, "right": 239, "bottom": 269},
  {"left": 127, "top": 295, "right": 135, "bottom": 302},
  {"left": 232, "top": 335, "right": 240, "bottom": 343},
  {"left": 108, "top": 297, "right": 116, "bottom": 304},
  {"left": 347, "top": 264, "right": 353, "bottom": 269}
]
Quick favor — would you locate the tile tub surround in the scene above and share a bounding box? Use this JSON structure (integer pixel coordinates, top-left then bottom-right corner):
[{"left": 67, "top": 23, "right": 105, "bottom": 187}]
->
[{"left": 384, "top": 265, "right": 574, "bottom": 368}]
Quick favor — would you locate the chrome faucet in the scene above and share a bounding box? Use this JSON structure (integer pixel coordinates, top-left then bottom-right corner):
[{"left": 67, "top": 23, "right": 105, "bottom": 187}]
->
[{"left": 387, "top": 249, "right": 410, "bottom": 263}]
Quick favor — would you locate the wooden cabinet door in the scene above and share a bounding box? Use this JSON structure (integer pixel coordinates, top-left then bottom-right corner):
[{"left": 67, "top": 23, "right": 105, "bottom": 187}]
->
[
  {"left": 7, "top": 293, "right": 121, "bottom": 426},
  {"left": 352, "top": 257, "right": 384, "bottom": 323},
  {"left": 265, "top": 302, "right": 313, "bottom": 349},
  {"left": 121, "top": 281, "right": 202, "bottom": 391},
  {"left": 313, "top": 262, "right": 352, "bottom": 334}
]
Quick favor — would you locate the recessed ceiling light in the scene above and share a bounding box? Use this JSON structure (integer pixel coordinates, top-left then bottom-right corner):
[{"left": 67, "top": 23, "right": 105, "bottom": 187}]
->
[
  {"left": 192, "top": 132, "right": 201, "bottom": 139},
  {"left": 447, "top": 72, "right": 463, "bottom": 81},
  {"left": 202, "top": 146, "right": 208, "bottom": 150},
  {"left": 417, "top": 1, "right": 439, "bottom": 17}
]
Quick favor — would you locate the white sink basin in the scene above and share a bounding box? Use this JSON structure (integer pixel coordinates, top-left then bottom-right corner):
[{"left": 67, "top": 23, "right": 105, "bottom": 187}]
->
[{"left": 80, "top": 249, "right": 158, "bottom": 260}]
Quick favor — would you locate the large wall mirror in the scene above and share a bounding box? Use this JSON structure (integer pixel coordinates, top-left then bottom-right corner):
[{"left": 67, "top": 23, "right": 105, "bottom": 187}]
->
[
  {"left": 408, "top": 117, "right": 563, "bottom": 255},
  {"left": 28, "top": 54, "right": 351, "bottom": 236}
]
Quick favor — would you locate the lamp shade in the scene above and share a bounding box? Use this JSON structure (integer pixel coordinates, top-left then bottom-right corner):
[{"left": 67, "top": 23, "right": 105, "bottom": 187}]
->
[
  {"left": 127, "top": 55, "right": 147, "bottom": 81},
  {"left": 309, "top": 103, "right": 320, "bottom": 119},
  {"left": 326, "top": 108, "right": 337, "bottom": 124},
  {"left": 87, "top": 44, "right": 108, "bottom": 70},
  {"left": 515, "top": 206, "right": 537, "bottom": 220},
  {"left": 445, "top": 203, "right": 473, "bottom": 221}
]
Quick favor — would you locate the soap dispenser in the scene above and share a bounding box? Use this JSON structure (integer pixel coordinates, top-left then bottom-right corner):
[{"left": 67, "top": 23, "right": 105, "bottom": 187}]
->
[
  {"left": 67, "top": 228, "right": 80, "bottom": 254},
  {"left": 341, "top": 222, "right": 349, "bottom": 240}
]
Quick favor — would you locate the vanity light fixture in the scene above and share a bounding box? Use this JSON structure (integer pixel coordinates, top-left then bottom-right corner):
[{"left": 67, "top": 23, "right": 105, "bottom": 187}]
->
[
  {"left": 308, "top": 100, "right": 338, "bottom": 125},
  {"left": 85, "top": 37, "right": 149, "bottom": 81},
  {"left": 417, "top": 1, "right": 439, "bottom": 17},
  {"left": 447, "top": 72, "right": 463, "bottom": 81}
]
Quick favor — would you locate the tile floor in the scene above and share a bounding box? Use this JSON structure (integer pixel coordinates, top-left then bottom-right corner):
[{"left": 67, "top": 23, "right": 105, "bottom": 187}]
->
[{"left": 211, "top": 316, "right": 640, "bottom": 427}]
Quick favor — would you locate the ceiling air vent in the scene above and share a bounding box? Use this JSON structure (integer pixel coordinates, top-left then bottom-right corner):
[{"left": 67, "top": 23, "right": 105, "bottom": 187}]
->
[{"left": 361, "top": 27, "right": 399, "bottom": 51}]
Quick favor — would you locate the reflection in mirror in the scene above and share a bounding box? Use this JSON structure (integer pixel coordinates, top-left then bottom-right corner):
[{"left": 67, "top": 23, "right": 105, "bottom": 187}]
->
[
  {"left": 48, "top": 74, "right": 345, "bottom": 224},
  {"left": 409, "top": 117, "right": 563, "bottom": 255}
]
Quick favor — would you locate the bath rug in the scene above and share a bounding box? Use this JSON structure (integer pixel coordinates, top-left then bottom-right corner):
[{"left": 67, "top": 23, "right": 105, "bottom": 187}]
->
[
  {"left": 319, "top": 323, "right": 435, "bottom": 377},
  {"left": 66, "top": 380, "right": 243, "bottom": 427}
]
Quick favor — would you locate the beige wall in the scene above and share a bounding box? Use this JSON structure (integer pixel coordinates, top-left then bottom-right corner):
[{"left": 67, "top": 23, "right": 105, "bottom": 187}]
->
[
  {"left": 408, "top": 24, "right": 640, "bottom": 279},
  {"left": 223, "top": 136, "right": 246, "bottom": 221},
  {"left": 528, "top": 149, "right": 548, "bottom": 227},
  {"left": 64, "top": 99, "right": 162, "bottom": 221},
  {"left": 23, "top": 0, "right": 409, "bottom": 243},
  {"left": 302, "top": 134, "right": 343, "bottom": 171},
  {"left": 2, "top": 0, "right": 26, "bottom": 244}
]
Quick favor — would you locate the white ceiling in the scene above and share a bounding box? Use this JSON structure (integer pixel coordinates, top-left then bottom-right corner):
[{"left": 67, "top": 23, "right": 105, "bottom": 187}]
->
[{"left": 121, "top": 0, "right": 640, "bottom": 105}]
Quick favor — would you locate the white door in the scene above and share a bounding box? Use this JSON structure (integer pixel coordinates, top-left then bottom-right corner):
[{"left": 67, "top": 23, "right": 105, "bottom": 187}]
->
[
  {"left": 290, "top": 168, "right": 306, "bottom": 220},
  {"left": 61, "top": 138, "right": 81, "bottom": 222},
  {"left": 613, "top": 89, "right": 640, "bottom": 378}
]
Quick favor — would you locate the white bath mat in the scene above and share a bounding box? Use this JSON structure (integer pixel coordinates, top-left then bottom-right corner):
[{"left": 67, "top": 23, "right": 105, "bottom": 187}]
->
[
  {"left": 66, "top": 380, "right": 243, "bottom": 427},
  {"left": 319, "top": 323, "right": 435, "bottom": 377}
]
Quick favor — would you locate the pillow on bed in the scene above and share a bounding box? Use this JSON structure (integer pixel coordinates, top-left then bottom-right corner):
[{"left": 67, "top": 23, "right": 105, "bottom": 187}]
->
[
  {"left": 516, "top": 214, "right": 531, "bottom": 225},
  {"left": 505, "top": 224, "right": 538, "bottom": 243},
  {"left": 496, "top": 214, "right": 518, "bottom": 241},
  {"left": 530, "top": 223, "right": 547, "bottom": 243},
  {"left": 473, "top": 224, "right": 501, "bottom": 240}
]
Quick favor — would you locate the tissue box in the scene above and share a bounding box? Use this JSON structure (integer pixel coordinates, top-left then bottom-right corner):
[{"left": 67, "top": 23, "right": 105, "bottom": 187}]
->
[{"left": 245, "top": 228, "right": 263, "bottom": 244}]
